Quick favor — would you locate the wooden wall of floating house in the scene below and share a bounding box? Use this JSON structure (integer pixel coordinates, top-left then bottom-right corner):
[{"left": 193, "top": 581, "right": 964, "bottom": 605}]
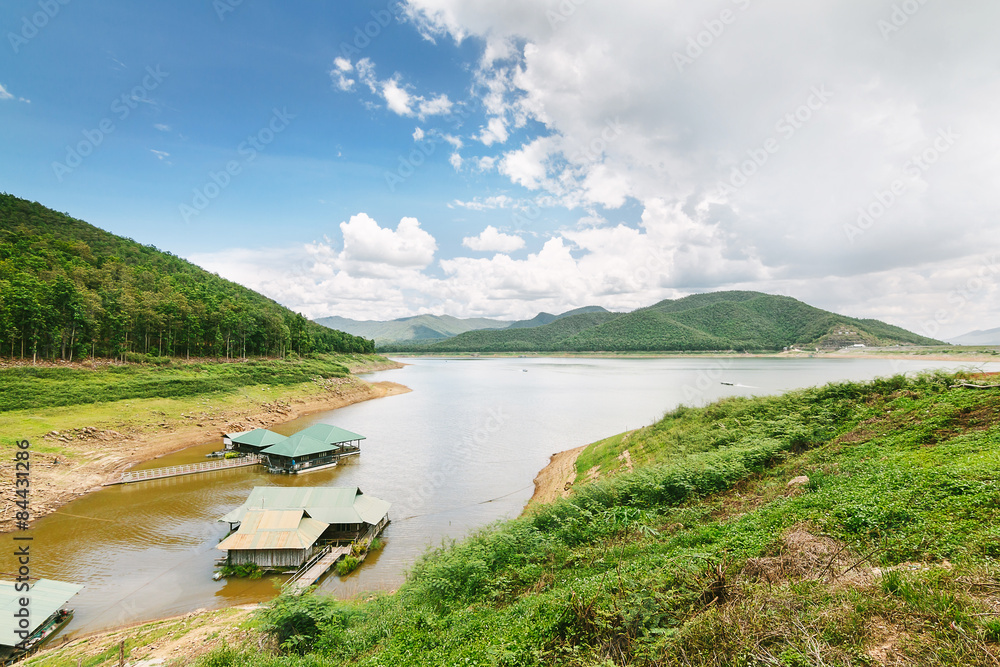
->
[{"left": 228, "top": 548, "right": 312, "bottom": 569}]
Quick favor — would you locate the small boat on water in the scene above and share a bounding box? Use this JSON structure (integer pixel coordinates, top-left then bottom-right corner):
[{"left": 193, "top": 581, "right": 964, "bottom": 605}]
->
[{"left": 720, "top": 381, "right": 734, "bottom": 386}]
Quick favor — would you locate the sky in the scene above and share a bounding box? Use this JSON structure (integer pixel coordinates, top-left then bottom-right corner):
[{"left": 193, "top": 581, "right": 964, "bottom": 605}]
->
[{"left": 1, "top": 0, "right": 998, "bottom": 338}]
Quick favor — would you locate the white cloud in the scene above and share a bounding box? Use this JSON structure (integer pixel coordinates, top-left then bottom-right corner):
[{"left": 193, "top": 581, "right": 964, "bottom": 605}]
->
[
  {"left": 462, "top": 225, "right": 525, "bottom": 252},
  {"left": 499, "top": 136, "right": 556, "bottom": 190},
  {"left": 339, "top": 213, "right": 437, "bottom": 269},
  {"left": 478, "top": 116, "right": 508, "bottom": 146},
  {"left": 449, "top": 152, "right": 463, "bottom": 170},
  {"left": 333, "top": 57, "right": 453, "bottom": 119},
  {"left": 153, "top": 123, "right": 170, "bottom": 132},
  {"left": 382, "top": 78, "right": 412, "bottom": 115},
  {"left": 149, "top": 149, "right": 170, "bottom": 161},
  {"left": 449, "top": 195, "right": 514, "bottom": 210},
  {"left": 418, "top": 93, "right": 453, "bottom": 117},
  {"left": 412, "top": 127, "right": 425, "bottom": 141},
  {"left": 0, "top": 83, "right": 28, "bottom": 103}
]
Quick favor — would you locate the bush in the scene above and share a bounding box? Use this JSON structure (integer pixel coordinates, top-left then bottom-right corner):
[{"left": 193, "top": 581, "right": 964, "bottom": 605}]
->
[
  {"left": 336, "top": 555, "right": 360, "bottom": 576},
  {"left": 219, "top": 563, "right": 263, "bottom": 579},
  {"left": 256, "top": 593, "right": 357, "bottom": 655}
]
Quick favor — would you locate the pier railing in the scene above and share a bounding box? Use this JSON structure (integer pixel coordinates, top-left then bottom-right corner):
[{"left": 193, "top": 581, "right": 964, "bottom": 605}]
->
[{"left": 107, "top": 454, "right": 262, "bottom": 485}]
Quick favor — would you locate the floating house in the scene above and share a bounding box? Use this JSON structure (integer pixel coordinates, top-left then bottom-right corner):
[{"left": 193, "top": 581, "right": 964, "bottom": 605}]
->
[
  {"left": 223, "top": 428, "right": 286, "bottom": 454},
  {"left": 0, "top": 579, "right": 82, "bottom": 663},
  {"left": 216, "top": 509, "right": 329, "bottom": 568},
  {"left": 217, "top": 486, "right": 390, "bottom": 569},
  {"left": 259, "top": 424, "right": 366, "bottom": 474}
]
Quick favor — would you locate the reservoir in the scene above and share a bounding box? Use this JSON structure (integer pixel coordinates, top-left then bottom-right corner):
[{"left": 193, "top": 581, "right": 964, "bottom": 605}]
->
[{"left": 6, "top": 356, "right": 998, "bottom": 639}]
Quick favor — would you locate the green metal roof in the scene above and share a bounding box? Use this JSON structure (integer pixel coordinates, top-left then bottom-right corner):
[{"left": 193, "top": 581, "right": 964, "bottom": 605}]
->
[
  {"left": 260, "top": 424, "right": 365, "bottom": 459},
  {"left": 225, "top": 428, "right": 286, "bottom": 448},
  {"left": 0, "top": 579, "right": 82, "bottom": 647},
  {"left": 220, "top": 486, "right": 390, "bottom": 526}
]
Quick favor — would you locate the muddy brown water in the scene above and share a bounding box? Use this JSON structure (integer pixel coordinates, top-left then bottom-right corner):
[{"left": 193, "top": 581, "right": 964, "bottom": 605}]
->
[{"left": 4, "top": 356, "right": 997, "bottom": 640}]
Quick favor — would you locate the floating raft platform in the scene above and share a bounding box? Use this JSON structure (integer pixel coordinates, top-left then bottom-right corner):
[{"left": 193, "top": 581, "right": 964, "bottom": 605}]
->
[{"left": 104, "top": 454, "right": 263, "bottom": 485}]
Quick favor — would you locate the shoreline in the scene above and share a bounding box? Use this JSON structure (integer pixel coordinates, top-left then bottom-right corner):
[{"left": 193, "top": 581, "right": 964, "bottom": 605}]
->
[
  {"left": 386, "top": 349, "right": 999, "bottom": 363},
  {"left": 0, "top": 361, "right": 408, "bottom": 534}
]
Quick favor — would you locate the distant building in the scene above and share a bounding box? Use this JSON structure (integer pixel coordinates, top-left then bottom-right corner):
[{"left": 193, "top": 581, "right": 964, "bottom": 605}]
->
[
  {"left": 217, "top": 486, "right": 390, "bottom": 569},
  {"left": 0, "top": 579, "right": 82, "bottom": 663},
  {"left": 259, "top": 424, "right": 365, "bottom": 474},
  {"left": 223, "top": 428, "right": 286, "bottom": 454}
]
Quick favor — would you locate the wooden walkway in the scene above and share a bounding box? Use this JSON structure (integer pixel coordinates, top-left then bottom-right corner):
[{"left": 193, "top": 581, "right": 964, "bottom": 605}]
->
[
  {"left": 284, "top": 545, "right": 351, "bottom": 595},
  {"left": 104, "top": 454, "right": 263, "bottom": 485}
]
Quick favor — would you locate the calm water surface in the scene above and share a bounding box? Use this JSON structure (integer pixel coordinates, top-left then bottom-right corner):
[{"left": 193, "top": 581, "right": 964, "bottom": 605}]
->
[{"left": 8, "top": 356, "right": 998, "bottom": 638}]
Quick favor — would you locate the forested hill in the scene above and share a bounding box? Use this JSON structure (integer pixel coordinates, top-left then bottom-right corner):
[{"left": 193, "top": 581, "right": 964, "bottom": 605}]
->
[
  {"left": 386, "top": 291, "right": 944, "bottom": 352},
  {"left": 0, "top": 193, "right": 374, "bottom": 361}
]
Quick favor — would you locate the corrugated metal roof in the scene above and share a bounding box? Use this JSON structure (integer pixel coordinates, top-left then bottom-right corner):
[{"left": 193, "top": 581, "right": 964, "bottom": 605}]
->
[
  {"left": 216, "top": 509, "right": 328, "bottom": 552},
  {"left": 0, "top": 579, "right": 82, "bottom": 647},
  {"left": 219, "top": 486, "right": 390, "bottom": 526},
  {"left": 225, "top": 428, "right": 286, "bottom": 448},
  {"left": 260, "top": 424, "right": 365, "bottom": 458}
]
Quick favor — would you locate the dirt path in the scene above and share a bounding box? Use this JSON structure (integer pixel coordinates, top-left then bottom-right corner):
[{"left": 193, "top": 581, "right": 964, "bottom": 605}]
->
[
  {"left": 0, "top": 376, "right": 410, "bottom": 533},
  {"left": 525, "top": 444, "right": 588, "bottom": 510},
  {"left": 27, "top": 605, "right": 264, "bottom": 666}
]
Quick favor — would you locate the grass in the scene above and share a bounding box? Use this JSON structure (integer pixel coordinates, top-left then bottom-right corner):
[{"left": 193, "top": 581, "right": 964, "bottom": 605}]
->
[
  {"left": 0, "top": 353, "right": 390, "bottom": 450},
  {"left": 0, "top": 355, "right": 358, "bottom": 412},
  {"left": 190, "top": 370, "right": 1000, "bottom": 666}
]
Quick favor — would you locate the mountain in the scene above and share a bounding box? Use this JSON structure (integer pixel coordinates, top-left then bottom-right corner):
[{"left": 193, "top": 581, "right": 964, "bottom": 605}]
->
[
  {"left": 0, "top": 193, "right": 375, "bottom": 360},
  {"left": 504, "top": 305, "right": 610, "bottom": 329},
  {"left": 948, "top": 327, "right": 1000, "bottom": 346},
  {"left": 314, "top": 306, "right": 611, "bottom": 344},
  {"left": 313, "top": 314, "right": 509, "bottom": 344},
  {"left": 387, "top": 291, "right": 944, "bottom": 352}
]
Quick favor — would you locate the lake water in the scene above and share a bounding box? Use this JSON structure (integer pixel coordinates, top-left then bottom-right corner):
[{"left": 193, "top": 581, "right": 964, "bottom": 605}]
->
[{"left": 7, "top": 355, "right": 998, "bottom": 639}]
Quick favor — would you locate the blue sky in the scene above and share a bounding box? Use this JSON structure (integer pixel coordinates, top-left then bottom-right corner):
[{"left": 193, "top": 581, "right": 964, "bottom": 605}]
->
[{"left": 2, "top": 1, "right": 998, "bottom": 337}]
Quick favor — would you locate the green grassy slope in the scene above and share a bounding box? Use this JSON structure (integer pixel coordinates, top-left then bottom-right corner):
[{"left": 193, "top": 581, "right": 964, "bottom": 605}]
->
[
  {"left": 0, "top": 354, "right": 364, "bottom": 413},
  {"left": 386, "top": 291, "right": 943, "bottom": 353},
  {"left": 0, "top": 193, "right": 374, "bottom": 360},
  {"left": 200, "top": 371, "right": 1000, "bottom": 666}
]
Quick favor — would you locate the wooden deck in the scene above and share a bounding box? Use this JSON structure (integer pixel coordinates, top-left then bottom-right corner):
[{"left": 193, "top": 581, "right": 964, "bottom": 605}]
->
[
  {"left": 284, "top": 545, "right": 351, "bottom": 595},
  {"left": 104, "top": 454, "right": 263, "bottom": 485}
]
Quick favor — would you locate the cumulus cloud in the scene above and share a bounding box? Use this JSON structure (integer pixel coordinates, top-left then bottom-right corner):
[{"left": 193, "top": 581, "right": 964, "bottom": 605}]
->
[
  {"left": 339, "top": 213, "right": 437, "bottom": 269},
  {"left": 462, "top": 225, "right": 525, "bottom": 252}
]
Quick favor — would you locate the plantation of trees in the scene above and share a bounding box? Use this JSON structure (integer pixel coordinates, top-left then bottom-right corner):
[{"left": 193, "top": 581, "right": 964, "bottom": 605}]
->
[{"left": 0, "top": 194, "right": 374, "bottom": 362}]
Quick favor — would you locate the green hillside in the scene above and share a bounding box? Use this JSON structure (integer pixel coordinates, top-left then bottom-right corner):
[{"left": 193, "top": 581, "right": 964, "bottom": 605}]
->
[
  {"left": 389, "top": 311, "right": 619, "bottom": 352},
  {"left": 0, "top": 193, "right": 374, "bottom": 361},
  {"left": 314, "top": 306, "right": 611, "bottom": 344},
  {"left": 387, "top": 291, "right": 943, "bottom": 352},
  {"left": 199, "top": 371, "right": 1000, "bottom": 666},
  {"left": 505, "top": 305, "right": 611, "bottom": 330}
]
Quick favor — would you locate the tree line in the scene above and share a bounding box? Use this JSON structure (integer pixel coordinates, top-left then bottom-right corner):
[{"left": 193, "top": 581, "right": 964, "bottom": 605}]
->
[{"left": 0, "top": 194, "right": 374, "bottom": 362}]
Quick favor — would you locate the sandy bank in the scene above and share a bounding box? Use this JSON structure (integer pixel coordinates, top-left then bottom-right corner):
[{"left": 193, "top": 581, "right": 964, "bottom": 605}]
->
[
  {"left": 0, "top": 371, "right": 409, "bottom": 534},
  {"left": 525, "top": 444, "right": 588, "bottom": 511}
]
